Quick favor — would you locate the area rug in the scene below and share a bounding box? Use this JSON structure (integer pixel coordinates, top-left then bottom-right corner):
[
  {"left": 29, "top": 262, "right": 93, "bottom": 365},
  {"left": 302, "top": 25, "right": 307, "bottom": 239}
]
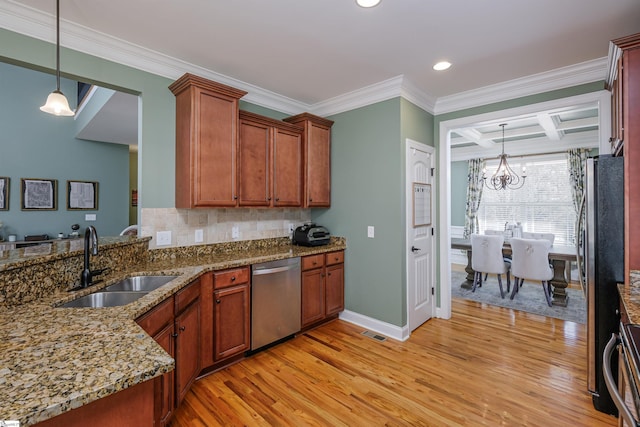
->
[{"left": 450, "top": 270, "right": 586, "bottom": 324}]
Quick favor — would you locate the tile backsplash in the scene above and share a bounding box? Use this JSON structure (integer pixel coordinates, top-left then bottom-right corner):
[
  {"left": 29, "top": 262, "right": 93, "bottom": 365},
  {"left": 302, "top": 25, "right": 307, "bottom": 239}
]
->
[{"left": 141, "top": 207, "right": 312, "bottom": 249}]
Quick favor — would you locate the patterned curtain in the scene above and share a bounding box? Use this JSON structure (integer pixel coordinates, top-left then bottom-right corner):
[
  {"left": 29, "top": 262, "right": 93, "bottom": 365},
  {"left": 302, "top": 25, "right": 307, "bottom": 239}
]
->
[
  {"left": 568, "top": 148, "right": 588, "bottom": 249},
  {"left": 463, "top": 158, "right": 485, "bottom": 238},
  {"left": 567, "top": 148, "right": 588, "bottom": 214}
]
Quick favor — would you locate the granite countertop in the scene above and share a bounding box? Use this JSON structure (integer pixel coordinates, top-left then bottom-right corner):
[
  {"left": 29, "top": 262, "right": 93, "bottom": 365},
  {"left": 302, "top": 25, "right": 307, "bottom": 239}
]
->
[
  {"left": 619, "top": 270, "right": 640, "bottom": 323},
  {"left": 0, "top": 238, "right": 346, "bottom": 426}
]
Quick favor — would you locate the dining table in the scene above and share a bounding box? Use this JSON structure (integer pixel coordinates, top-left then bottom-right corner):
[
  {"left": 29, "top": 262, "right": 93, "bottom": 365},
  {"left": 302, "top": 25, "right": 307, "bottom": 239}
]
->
[{"left": 451, "top": 237, "right": 578, "bottom": 307}]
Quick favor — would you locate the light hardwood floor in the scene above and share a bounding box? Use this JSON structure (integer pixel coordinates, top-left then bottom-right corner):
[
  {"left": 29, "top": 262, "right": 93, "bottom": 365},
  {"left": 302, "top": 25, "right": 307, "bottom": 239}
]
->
[{"left": 170, "top": 299, "right": 617, "bottom": 426}]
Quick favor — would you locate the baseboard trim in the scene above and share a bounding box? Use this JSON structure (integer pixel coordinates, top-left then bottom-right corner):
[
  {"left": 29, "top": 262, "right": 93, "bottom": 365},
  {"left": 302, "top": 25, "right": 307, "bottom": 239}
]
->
[{"left": 339, "top": 310, "right": 410, "bottom": 342}]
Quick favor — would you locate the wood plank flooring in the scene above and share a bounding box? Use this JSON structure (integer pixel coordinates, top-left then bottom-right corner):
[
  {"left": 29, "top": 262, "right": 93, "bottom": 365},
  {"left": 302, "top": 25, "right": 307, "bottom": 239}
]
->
[{"left": 170, "top": 298, "right": 618, "bottom": 426}]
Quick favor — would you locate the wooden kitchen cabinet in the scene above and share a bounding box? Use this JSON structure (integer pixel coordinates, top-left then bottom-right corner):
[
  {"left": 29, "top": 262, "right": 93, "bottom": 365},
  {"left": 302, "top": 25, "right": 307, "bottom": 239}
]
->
[
  {"left": 135, "top": 278, "right": 201, "bottom": 425},
  {"left": 200, "top": 267, "right": 251, "bottom": 368},
  {"left": 238, "top": 110, "right": 304, "bottom": 207},
  {"left": 169, "top": 73, "right": 247, "bottom": 208},
  {"left": 283, "top": 113, "right": 334, "bottom": 207},
  {"left": 608, "top": 33, "right": 640, "bottom": 281},
  {"left": 174, "top": 281, "right": 201, "bottom": 404},
  {"left": 301, "top": 250, "right": 345, "bottom": 328}
]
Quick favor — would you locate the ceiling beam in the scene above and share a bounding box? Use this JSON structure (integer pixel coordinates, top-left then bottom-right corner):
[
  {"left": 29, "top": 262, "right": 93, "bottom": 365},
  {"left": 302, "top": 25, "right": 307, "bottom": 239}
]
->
[{"left": 536, "top": 112, "right": 562, "bottom": 140}]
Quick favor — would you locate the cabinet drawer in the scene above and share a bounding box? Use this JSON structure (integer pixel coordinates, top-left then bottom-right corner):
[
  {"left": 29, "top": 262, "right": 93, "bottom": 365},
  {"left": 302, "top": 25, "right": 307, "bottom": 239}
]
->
[
  {"left": 136, "top": 297, "right": 174, "bottom": 336},
  {"left": 175, "top": 279, "right": 200, "bottom": 314},
  {"left": 302, "top": 254, "right": 324, "bottom": 271},
  {"left": 325, "top": 251, "right": 344, "bottom": 266},
  {"left": 214, "top": 267, "right": 250, "bottom": 289}
]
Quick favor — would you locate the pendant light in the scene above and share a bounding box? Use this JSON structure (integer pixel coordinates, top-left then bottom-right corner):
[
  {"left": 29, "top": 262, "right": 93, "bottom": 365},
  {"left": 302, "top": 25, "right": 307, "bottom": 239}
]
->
[
  {"left": 40, "top": 0, "right": 74, "bottom": 117},
  {"left": 482, "top": 124, "right": 526, "bottom": 190}
]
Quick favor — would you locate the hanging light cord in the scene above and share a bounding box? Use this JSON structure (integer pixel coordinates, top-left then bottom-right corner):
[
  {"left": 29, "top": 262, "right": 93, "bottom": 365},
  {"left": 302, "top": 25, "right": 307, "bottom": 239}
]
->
[{"left": 55, "top": 0, "right": 61, "bottom": 91}]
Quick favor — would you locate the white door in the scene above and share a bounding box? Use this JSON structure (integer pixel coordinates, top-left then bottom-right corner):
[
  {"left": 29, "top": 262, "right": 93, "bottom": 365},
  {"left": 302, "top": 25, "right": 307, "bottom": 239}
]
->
[{"left": 406, "top": 139, "right": 435, "bottom": 331}]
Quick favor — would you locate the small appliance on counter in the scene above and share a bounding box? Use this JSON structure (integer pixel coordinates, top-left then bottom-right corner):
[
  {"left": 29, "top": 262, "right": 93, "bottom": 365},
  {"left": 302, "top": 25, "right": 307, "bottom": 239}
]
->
[{"left": 292, "top": 223, "right": 330, "bottom": 246}]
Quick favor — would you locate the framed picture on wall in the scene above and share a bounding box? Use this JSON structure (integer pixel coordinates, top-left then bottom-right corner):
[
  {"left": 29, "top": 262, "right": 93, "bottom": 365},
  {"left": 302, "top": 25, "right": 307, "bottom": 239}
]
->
[
  {"left": 21, "top": 178, "right": 57, "bottom": 210},
  {"left": 0, "top": 177, "right": 9, "bottom": 211},
  {"left": 67, "top": 180, "right": 98, "bottom": 210}
]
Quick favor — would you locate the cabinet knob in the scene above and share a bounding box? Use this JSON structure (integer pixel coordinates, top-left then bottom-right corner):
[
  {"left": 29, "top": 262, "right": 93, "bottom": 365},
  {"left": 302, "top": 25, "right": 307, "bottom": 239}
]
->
[
  {"left": 231, "top": 276, "right": 236, "bottom": 281},
  {"left": 309, "top": 198, "right": 313, "bottom": 202},
  {"left": 180, "top": 326, "right": 186, "bottom": 331},
  {"left": 172, "top": 332, "right": 178, "bottom": 338},
  {"left": 268, "top": 197, "right": 272, "bottom": 201},
  {"left": 276, "top": 197, "right": 280, "bottom": 201},
  {"left": 328, "top": 272, "right": 332, "bottom": 276},
  {"left": 216, "top": 299, "right": 221, "bottom": 304},
  {"left": 233, "top": 195, "right": 238, "bottom": 200}
]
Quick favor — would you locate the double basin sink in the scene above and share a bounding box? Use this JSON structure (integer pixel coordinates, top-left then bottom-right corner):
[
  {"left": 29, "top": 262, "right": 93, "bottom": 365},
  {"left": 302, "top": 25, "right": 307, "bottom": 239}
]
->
[{"left": 60, "top": 275, "right": 179, "bottom": 308}]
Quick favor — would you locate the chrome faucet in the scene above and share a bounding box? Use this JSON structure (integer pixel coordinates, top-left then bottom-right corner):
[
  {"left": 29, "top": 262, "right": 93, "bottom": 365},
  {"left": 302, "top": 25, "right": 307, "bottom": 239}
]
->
[{"left": 80, "top": 226, "right": 107, "bottom": 288}]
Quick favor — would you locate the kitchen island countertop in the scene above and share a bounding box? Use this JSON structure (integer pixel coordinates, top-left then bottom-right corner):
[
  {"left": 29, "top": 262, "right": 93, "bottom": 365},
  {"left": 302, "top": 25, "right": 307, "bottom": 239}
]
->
[{"left": 0, "top": 237, "right": 346, "bottom": 426}]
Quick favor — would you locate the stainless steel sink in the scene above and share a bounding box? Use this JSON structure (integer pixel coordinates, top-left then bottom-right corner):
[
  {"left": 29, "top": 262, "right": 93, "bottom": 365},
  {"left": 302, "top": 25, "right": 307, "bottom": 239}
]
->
[
  {"left": 60, "top": 291, "right": 148, "bottom": 308},
  {"left": 103, "top": 275, "right": 179, "bottom": 292}
]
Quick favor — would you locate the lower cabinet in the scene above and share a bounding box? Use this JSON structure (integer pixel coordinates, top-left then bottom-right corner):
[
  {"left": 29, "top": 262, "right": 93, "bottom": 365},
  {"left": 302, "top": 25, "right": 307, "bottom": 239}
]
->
[
  {"left": 136, "top": 278, "right": 201, "bottom": 427},
  {"left": 301, "top": 250, "right": 345, "bottom": 327},
  {"left": 200, "top": 267, "right": 251, "bottom": 369}
]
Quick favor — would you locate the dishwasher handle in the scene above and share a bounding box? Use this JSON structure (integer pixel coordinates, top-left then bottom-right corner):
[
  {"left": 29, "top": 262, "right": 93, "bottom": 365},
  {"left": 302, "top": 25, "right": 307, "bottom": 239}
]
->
[
  {"left": 253, "top": 264, "right": 299, "bottom": 276},
  {"left": 603, "top": 333, "right": 639, "bottom": 427}
]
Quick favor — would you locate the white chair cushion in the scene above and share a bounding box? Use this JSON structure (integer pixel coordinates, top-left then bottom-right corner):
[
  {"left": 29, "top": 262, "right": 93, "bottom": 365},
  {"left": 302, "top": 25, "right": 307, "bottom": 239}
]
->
[
  {"left": 471, "top": 234, "right": 509, "bottom": 275},
  {"left": 509, "top": 237, "right": 553, "bottom": 281}
]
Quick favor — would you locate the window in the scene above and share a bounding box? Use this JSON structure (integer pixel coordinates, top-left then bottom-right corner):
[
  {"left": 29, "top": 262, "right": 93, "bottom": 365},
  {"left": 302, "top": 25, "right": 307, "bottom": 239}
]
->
[{"left": 478, "top": 154, "right": 576, "bottom": 245}]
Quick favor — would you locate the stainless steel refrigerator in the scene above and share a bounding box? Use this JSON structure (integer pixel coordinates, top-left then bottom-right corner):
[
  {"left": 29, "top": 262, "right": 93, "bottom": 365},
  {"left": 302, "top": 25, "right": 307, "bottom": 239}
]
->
[{"left": 579, "top": 155, "right": 624, "bottom": 415}]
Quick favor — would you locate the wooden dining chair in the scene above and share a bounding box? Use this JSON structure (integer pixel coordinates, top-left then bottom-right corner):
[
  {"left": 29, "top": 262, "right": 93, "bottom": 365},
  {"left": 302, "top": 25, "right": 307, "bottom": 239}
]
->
[
  {"left": 509, "top": 237, "right": 554, "bottom": 306},
  {"left": 470, "top": 234, "right": 511, "bottom": 298}
]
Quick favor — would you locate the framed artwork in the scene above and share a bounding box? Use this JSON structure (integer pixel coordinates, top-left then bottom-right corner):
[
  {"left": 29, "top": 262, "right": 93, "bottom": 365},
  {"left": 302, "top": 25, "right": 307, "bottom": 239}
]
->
[
  {"left": 21, "top": 178, "right": 57, "bottom": 211},
  {"left": 412, "top": 182, "right": 431, "bottom": 227},
  {"left": 67, "top": 180, "right": 98, "bottom": 210},
  {"left": 0, "top": 177, "right": 8, "bottom": 211}
]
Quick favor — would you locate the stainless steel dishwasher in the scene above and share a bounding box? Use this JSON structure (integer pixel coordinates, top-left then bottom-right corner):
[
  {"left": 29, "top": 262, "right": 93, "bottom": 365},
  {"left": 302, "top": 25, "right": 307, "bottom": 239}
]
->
[{"left": 251, "top": 257, "right": 301, "bottom": 350}]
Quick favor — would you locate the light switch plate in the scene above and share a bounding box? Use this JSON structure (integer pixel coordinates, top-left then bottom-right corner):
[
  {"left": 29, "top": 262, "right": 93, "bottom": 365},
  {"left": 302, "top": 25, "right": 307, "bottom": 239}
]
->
[
  {"left": 156, "top": 230, "right": 171, "bottom": 246},
  {"left": 367, "top": 226, "right": 375, "bottom": 238},
  {"left": 195, "top": 229, "right": 204, "bottom": 243},
  {"left": 85, "top": 214, "right": 96, "bottom": 221}
]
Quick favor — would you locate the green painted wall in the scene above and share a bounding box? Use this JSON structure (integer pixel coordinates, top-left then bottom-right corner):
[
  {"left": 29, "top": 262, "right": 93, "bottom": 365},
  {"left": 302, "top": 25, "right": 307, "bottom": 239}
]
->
[
  {"left": 0, "top": 61, "right": 129, "bottom": 238},
  {"left": 312, "top": 97, "right": 432, "bottom": 328},
  {"left": 451, "top": 161, "right": 468, "bottom": 227},
  {"left": 0, "top": 28, "right": 175, "bottom": 211}
]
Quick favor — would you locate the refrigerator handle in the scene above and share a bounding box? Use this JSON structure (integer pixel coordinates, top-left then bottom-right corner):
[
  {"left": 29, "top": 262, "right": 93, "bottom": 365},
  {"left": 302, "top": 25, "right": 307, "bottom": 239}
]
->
[{"left": 576, "top": 189, "right": 586, "bottom": 294}]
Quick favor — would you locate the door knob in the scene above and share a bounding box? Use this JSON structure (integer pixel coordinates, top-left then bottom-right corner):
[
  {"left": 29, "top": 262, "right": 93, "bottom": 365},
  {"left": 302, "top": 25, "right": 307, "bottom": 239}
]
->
[{"left": 411, "top": 246, "right": 421, "bottom": 252}]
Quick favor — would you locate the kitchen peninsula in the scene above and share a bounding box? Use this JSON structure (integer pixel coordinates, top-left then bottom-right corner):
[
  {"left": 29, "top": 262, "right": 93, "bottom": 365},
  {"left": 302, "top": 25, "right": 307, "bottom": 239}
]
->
[{"left": 0, "top": 235, "right": 346, "bottom": 426}]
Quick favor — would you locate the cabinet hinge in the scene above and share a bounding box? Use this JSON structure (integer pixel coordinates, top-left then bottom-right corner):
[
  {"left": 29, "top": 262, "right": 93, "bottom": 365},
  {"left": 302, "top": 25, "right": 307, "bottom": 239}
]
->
[
  {"left": 431, "top": 288, "right": 435, "bottom": 295},
  {"left": 431, "top": 228, "right": 434, "bottom": 236},
  {"left": 430, "top": 168, "right": 435, "bottom": 177}
]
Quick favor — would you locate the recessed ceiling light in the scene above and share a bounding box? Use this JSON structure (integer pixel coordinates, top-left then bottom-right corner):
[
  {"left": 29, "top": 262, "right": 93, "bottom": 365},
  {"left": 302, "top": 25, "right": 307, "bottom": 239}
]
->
[
  {"left": 356, "top": 0, "right": 381, "bottom": 8},
  {"left": 433, "top": 61, "right": 452, "bottom": 71}
]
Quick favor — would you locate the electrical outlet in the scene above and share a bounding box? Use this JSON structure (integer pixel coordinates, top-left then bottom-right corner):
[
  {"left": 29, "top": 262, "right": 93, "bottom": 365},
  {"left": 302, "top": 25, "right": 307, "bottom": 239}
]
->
[
  {"left": 85, "top": 214, "right": 96, "bottom": 221},
  {"left": 367, "top": 226, "right": 375, "bottom": 238},
  {"left": 195, "top": 229, "right": 204, "bottom": 243},
  {"left": 232, "top": 226, "right": 240, "bottom": 239},
  {"left": 156, "top": 230, "right": 171, "bottom": 246}
]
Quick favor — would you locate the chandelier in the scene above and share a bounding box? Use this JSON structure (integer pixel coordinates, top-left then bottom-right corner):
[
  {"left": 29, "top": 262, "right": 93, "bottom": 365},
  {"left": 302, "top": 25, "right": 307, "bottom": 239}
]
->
[{"left": 482, "top": 123, "right": 526, "bottom": 190}]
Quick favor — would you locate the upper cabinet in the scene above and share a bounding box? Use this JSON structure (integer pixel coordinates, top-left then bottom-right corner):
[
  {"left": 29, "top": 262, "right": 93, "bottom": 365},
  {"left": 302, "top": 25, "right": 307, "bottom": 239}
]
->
[
  {"left": 607, "top": 33, "right": 640, "bottom": 278},
  {"left": 169, "top": 74, "right": 247, "bottom": 208},
  {"left": 169, "top": 73, "right": 333, "bottom": 209},
  {"left": 284, "top": 113, "right": 334, "bottom": 208},
  {"left": 238, "top": 111, "right": 304, "bottom": 207}
]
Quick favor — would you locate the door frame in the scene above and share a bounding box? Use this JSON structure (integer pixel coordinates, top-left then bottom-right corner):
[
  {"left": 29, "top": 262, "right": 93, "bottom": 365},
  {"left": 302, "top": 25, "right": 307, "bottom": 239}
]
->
[
  {"left": 437, "top": 91, "right": 611, "bottom": 320},
  {"left": 405, "top": 138, "right": 435, "bottom": 332}
]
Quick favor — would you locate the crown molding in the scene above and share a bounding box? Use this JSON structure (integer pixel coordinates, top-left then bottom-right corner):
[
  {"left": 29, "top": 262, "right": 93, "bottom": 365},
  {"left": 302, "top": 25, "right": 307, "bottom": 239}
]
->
[
  {"left": 434, "top": 57, "right": 608, "bottom": 115},
  {"left": 0, "top": 0, "right": 607, "bottom": 119}
]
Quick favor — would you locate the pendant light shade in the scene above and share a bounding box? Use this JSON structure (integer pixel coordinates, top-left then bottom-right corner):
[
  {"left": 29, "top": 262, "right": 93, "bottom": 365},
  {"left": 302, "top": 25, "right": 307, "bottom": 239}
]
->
[{"left": 40, "top": 0, "right": 74, "bottom": 117}]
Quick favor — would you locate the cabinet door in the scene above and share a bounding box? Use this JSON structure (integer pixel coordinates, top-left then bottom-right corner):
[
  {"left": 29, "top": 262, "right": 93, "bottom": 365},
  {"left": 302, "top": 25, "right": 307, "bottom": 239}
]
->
[
  {"left": 175, "top": 300, "right": 200, "bottom": 405},
  {"left": 154, "top": 323, "right": 175, "bottom": 426},
  {"left": 302, "top": 268, "right": 325, "bottom": 326},
  {"left": 214, "top": 284, "right": 251, "bottom": 360},
  {"left": 306, "top": 122, "right": 331, "bottom": 207},
  {"left": 325, "top": 263, "right": 344, "bottom": 316},
  {"left": 273, "top": 126, "right": 303, "bottom": 207},
  {"left": 238, "top": 118, "right": 271, "bottom": 206}
]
